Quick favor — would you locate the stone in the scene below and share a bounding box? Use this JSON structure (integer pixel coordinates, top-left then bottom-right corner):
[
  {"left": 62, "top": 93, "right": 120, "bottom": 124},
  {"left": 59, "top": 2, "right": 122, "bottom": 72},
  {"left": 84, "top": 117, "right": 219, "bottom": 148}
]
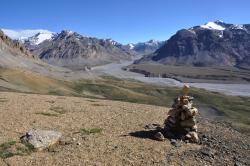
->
[
  {"left": 167, "top": 116, "right": 177, "bottom": 124},
  {"left": 191, "top": 124, "right": 198, "bottom": 132},
  {"left": 144, "top": 123, "right": 161, "bottom": 130},
  {"left": 170, "top": 139, "right": 182, "bottom": 147},
  {"left": 189, "top": 131, "right": 199, "bottom": 143},
  {"left": 180, "top": 112, "right": 186, "bottom": 120},
  {"left": 181, "top": 84, "right": 190, "bottom": 96},
  {"left": 20, "top": 129, "right": 62, "bottom": 151},
  {"left": 180, "top": 118, "right": 196, "bottom": 128},
  {"left": 154, "top": 132, "right": 165, "bottom": 141},
  {"left": 182, "top": 104, "right": 192, "bottom": 111},
  {"left": 163, "top": 85, "right": 199, "bottom": 143},
  {"left": 234, "top": 161, "right": 245, "bottom": 166},
  {"left": 167, "top": 109, "right": 177, "bottom": 117}
]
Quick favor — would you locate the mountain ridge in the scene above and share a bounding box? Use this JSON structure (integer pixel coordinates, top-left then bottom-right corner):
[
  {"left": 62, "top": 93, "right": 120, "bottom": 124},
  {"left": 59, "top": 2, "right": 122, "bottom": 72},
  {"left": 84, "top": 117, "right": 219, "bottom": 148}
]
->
[{"left": 136, "top": 21, "right": 250, "bottom": 68}]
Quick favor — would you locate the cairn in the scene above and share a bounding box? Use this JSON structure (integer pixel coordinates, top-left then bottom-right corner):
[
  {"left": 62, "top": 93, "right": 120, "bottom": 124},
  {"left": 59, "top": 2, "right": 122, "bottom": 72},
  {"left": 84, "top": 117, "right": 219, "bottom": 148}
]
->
[{"left": 156, "top": 85, "right": 199, "bottom": 143}]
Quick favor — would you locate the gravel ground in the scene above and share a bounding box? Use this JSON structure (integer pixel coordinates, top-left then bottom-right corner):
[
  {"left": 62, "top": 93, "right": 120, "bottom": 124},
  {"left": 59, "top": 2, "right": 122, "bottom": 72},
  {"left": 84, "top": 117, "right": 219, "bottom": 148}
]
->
[
  {"left": 92, "top": 61, "right": 250, "bottom": 97},
  {"left": 0, "top": 92, "right": 249, "bottom": 166}
]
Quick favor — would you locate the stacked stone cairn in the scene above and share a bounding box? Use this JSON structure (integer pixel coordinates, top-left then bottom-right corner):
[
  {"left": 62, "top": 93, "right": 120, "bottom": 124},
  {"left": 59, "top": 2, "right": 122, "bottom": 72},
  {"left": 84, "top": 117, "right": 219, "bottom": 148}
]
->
[{"left": 156, "top": 85, "right": 199, "bottom": 143}]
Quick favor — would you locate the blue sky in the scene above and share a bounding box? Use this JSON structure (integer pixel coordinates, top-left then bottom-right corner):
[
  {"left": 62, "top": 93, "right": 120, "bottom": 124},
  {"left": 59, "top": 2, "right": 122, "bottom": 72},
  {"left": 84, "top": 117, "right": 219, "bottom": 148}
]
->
[{"left": 1, "top": 0, "right": 250, "bottom": 44}]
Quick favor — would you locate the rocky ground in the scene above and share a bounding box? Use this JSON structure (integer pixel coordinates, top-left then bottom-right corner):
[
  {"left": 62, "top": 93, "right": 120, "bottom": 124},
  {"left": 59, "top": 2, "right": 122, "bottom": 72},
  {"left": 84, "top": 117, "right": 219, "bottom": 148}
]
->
[{"left": 0, "top": 92, "right": 249, "bottom": 166}]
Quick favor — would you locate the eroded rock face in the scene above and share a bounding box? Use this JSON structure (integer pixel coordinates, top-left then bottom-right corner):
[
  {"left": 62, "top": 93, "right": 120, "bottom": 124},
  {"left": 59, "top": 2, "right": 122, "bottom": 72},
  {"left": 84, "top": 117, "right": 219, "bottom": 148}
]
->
[
  {"left": 163, "top": 85, "right": 199, "bottom": 143},
  {"left": 20, "top": 129, "right": 62, "bottom": 151}
]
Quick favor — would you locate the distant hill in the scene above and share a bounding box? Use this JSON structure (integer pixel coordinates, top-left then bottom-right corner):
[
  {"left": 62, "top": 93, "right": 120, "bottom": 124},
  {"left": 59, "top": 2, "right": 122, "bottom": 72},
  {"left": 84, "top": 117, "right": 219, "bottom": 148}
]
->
[
  {"left": 136, "top": 21, "right": 250, "bottom": 68},
  {"left": 121, "top": 40, "right": 165, "bottom": 56},
  {"left": 22, "top": 30, "right": 133, "bottom": 69},
  {"left": 2, "top": 28, "right": 164, "bottom": 68}
]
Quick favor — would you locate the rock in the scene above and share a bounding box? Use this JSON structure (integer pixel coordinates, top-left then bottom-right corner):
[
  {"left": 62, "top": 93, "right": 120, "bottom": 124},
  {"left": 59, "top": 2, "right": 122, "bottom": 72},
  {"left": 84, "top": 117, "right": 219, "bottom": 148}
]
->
[
  {"left": 189, "top": 131, "right": 199, "bottom": 143},
  {"left": 180, "top": 112, "right": 186, "bottom": 120},
  {"left": 167, "top": 109, "right": 177, "bottom": 117},
  {"left": 154, "top": 132, "right": 165, "bottom": 141},
  {"left": 144, "top": 123, "right": 161, "bottom": 130},
  {"left": 163, "top": 85, "right": 199, "bottom": 143},
  {"left": 182, "top": 85, "right": 190, "bottom": 96},
  {"left": 180, "top": 118, "right": 196, "bottom": 128},
  {"left": 200, "top": 147, "right": 215, "bottom": 158},
  {"left": 20, "top": 129, "right": 62, "bottom": 151},
  {"left": 234, "top": 161, "right": 245, "bottom": 166},
  {"left": 170, "top": 139, "right": 182, "bottom": 147},
  {"left": 167, "top": 116, "right": 176, "bottom": 124},
  {"left": 186, "top": 107, "right": 198, "bottom": 116}
]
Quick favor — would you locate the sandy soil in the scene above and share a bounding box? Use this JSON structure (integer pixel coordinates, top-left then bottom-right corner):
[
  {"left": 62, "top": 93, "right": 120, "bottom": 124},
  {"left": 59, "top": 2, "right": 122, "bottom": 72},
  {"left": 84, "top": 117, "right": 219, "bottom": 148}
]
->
[{"left": 0, "top": 92, "right": 249, "bottom": 166}]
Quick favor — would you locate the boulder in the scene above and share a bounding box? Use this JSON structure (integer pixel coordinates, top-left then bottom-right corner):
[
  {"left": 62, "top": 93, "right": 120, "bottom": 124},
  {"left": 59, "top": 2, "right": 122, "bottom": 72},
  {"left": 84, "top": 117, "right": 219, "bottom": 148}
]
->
[{"left": 20, "top": 129, "right": 62, "bottom": 151}]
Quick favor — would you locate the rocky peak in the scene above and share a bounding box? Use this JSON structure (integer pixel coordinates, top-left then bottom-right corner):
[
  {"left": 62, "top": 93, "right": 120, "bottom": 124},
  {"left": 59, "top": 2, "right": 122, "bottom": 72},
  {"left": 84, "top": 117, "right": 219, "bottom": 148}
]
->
[
  {"left": 137, "top": 21, "right": 250, "bottom": 68},
  {"left": 0, "top": 30, "right": 34, "bottom": 58}
]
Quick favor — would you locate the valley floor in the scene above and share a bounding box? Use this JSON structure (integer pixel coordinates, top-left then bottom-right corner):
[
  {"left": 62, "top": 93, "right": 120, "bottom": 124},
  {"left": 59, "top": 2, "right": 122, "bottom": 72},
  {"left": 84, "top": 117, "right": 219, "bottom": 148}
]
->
[
  {"left": 0, "top": 92, "right": 249, "bottom": 166},
  {"left": 93, "top": 61, "right": 250, "bottom": 97}
]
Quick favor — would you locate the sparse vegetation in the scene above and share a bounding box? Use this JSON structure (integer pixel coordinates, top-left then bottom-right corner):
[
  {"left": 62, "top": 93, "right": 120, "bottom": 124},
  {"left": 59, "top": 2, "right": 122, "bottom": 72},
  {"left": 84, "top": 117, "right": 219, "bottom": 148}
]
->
[
  {"left": 0, "top": 141, "right": 16, "bottom": 157},
  {"left": 35, "top": 112, "right": 58, "bottom": 117},
  {"left": 71, "top": 77, "right": 250, "bottom": 134},
  {"left": 35, "top": 106, "right": 67, "bottom": 117},
  {"left": 0, "top": 68, "right": 249, "bottom": 134},
  {"left": 50, "top": 106, "right": 67, "bottom": 114},
  {"left": 46, "top": 100, "right": 55, "bottom": 104},
  {"left": 0, "top": 141, "right": 33, "bottom": 159},
  {"left": 91, "top": 103, "right": 105, "bottom": 106},
  {"left": 127, "top": 64, "right": 250, "bottom": 83},
  {"left": 0, "top": 97, "right": 8, "bottom": 102},
  {"left": 80, "top": 128, "right": 103, "bottom": 135}
]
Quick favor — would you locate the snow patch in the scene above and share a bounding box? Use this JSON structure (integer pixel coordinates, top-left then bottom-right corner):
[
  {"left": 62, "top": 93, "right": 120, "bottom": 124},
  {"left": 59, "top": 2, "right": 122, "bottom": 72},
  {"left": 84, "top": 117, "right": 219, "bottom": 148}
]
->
[
  {"left": 230, "top": 24, "right": 245, "bottom": 30},
  {"left": 1, "top": 29, "right": 54, "bottom": 44},
  {"left": 128, "top": 43, "right": 134, "bottom": 49},
  {"left": 200, "top": 22, "right": 225, "bottom": 31},
  {"left": 28, "top": 32, "right": 54, "bottom": 45}
]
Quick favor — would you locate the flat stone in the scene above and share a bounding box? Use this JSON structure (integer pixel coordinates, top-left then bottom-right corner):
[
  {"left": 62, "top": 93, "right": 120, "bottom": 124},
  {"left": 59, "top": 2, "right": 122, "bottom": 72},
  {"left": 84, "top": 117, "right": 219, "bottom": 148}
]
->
[
  {"left": 180, "top": 118, "right": 196, "bottom": 128},
  {"left": 20, "top": 129, "right": 62, "bottom": 151}
]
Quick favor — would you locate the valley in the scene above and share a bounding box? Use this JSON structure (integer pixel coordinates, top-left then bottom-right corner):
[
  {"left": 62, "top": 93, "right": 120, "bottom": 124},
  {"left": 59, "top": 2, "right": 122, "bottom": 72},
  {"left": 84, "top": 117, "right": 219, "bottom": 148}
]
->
[
  {"left": 92, "top": 60, "right": 250, "bottom": 97},
  {"left": 0, "top": 14, "right": 250, "bottom": 165}
]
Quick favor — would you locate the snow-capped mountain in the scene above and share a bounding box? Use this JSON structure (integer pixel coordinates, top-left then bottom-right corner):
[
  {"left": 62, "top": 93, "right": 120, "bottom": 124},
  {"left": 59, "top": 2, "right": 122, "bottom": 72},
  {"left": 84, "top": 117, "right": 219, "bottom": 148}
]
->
[
  {"left": 129, "top": 40, "right": 165, "bottom": 55},
  {"left": 117, "top": 40, "right": 164, "bottom": 56},
  {"left": 24, "top": 30, "right": 132, "bottom": 69},
  {"left": 24, "top": 32, "right": 54, "bottom": 45},
  {"left": 1, "top": 29, "right": 54, "bottom": 45},
  {"left": 199, "top": 21, "right": 226, "bottom": 30},
  {"left": 136, "top": 21, "right": 250, "bottom": 68}
]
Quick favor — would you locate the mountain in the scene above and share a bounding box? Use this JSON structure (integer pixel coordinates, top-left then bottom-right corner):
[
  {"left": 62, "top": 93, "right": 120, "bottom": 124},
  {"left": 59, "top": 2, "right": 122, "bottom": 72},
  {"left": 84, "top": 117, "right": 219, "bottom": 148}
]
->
[
  {"left": 122, "top": 40, "right": 165, "bottom": 56},
  {"left": 0, "top": 30, "right": 87, "bottom": 81},
  {"left": 22, "top": 30, "right": 132, "bottom": 69},
  {"left": 136, "top": 21, "right": 250, "bottom": 68},
  {"left": 1, "top": 29, "right": 54, "bottom": 44},
  {"left": 0, "top": 30, "right": 36, "bottom": 67},
  {"left": 131, "top": 40, "right": 165, "bottom": 55}
]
